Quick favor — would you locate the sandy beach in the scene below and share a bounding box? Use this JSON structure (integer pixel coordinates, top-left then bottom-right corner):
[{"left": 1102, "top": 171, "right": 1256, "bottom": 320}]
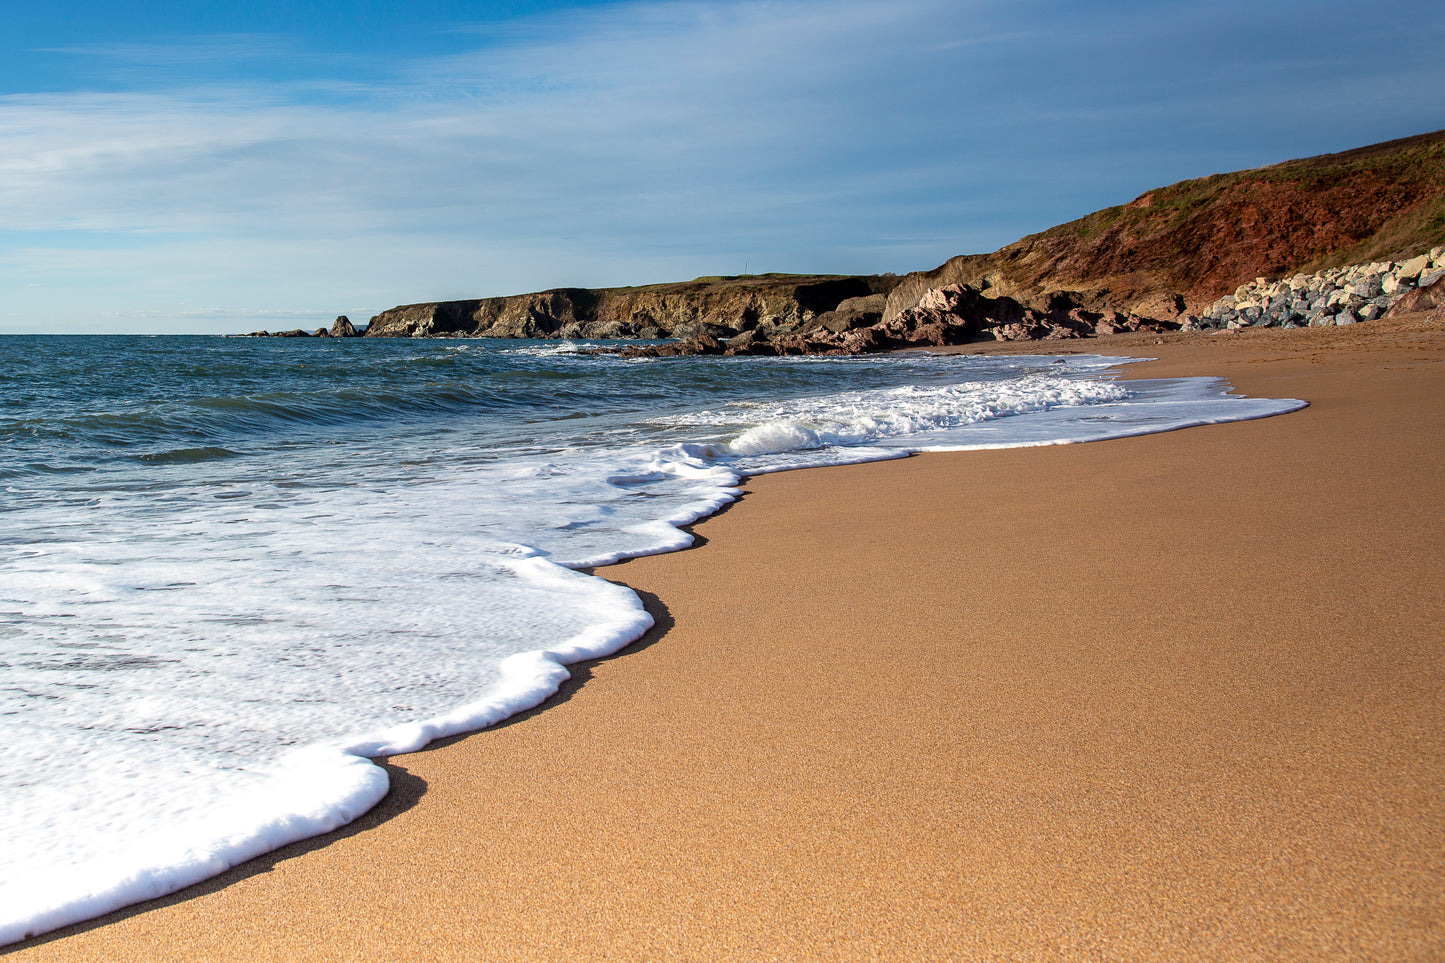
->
[{"left": 9, "top": 318, "right": 1445, "bottom": 961}]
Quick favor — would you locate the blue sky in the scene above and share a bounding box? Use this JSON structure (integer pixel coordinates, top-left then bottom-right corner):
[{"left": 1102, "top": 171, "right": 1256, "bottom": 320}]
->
[{"left": 2, "top": 0, "right": 1442, "bottom": 333}]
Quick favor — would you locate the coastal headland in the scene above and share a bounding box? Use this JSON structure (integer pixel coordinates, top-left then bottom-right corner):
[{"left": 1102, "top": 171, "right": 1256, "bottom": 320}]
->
[
  {"left": 14, "top": 309, "right": 1445, "bottom": 960},
  {"left": 246, "top": 129, "right": 1445, "bottom": 355}
]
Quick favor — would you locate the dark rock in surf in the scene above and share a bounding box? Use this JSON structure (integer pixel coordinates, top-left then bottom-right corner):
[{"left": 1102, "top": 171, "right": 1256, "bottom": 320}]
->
[{"left": 722, "top": 329, "right": 777, "bottom": 356}]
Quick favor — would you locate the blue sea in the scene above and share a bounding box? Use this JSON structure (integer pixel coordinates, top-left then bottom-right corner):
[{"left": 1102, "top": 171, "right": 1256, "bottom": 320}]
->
[{"left": 0, "top": 335, "right": 1304, "bottom": 943}]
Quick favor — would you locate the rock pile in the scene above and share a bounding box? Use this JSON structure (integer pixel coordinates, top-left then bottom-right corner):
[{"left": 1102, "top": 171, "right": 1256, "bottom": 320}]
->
[{"left": 1192, "top": 248, "right": 1445, "bottom": 330}]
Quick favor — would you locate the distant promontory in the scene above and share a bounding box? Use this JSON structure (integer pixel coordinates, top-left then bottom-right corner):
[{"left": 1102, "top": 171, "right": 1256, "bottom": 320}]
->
[{"left": 247, "top": 130, "right": 1445, "bottom": 350}]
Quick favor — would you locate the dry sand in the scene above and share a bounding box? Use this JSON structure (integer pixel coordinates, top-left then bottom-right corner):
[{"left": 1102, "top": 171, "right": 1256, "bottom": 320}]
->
[{"left": 9, "top": 319, "right": 1445, "bottom": 961}]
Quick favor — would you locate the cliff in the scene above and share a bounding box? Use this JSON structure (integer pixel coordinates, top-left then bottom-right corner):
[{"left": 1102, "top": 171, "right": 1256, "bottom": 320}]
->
[
  {"left": 883, "top": 130, "right": 1445, "bottom": 323},
  {"left": 364, "top": 129, "right": 1445, "bottom": 342},
  {"left": 365, "top": 275, "right": 901, "bottom": 339}
]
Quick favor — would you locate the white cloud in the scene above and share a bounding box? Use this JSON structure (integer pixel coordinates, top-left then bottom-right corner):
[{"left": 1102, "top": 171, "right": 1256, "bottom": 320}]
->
[
  {"left": 1, "top": 0, "right": 1442, "bottom": 332},
  {"left": 41, "top": 34, "right": 298, "bottom": 67}
]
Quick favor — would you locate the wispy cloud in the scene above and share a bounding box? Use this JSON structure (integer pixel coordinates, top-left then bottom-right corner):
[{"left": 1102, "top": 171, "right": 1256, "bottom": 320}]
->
[
  {"left": 2, "top": 2, "right": 996, "bottom": 252},
  {"left": 41, "top": 34, "right": 297, "bottom": 66},
  {"left": 1, "top": 0, "right": 1442, "bottom": 333}
]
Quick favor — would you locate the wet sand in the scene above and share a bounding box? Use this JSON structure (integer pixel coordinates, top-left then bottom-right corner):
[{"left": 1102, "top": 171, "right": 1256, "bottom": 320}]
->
[{"left": 10, "top": 318, "right": 1445, "bottom": 960}]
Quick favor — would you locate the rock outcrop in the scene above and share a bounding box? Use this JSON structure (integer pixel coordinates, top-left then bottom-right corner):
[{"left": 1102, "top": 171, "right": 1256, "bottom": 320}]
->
[
  {"left": 237, "top": 315, "right": 366, "bottom": 338},
  {"left": 364, "top": 275, "right": 902, "bottom": 340},
  {"left": 883, "top": 130, "right": 1445, "bottom": 326},
  {"left": 610, "top": 283, "right": 1173, "bottom": 358}
]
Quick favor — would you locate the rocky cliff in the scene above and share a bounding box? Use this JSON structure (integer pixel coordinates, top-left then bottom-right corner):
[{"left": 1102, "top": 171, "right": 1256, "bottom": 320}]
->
[
  {"left": 363, "top": 129, "right": 1445, "bottom": 345},
  {"left": 365, "top": 275, "right": 901, "bottom": 339},
  {"left": 883, "top": 130, "right": 1445, "bottom": 324}
]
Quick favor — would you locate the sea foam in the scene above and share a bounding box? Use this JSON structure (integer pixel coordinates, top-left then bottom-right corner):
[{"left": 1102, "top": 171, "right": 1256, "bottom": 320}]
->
[{"left": 0, "top": 341, "right": 1304, "bottom": 945}]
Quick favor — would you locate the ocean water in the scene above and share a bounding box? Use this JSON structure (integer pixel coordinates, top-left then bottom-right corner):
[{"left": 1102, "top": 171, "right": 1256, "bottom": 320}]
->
[{"left": 0, "top": 335, "right": 1304, "bottom": 943}]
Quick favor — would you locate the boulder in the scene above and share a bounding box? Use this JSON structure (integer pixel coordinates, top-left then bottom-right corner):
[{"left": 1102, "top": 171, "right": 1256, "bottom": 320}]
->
[
  {"left": 1383, "top": 274, "right": 1443, "bottom": 315},
  {"left": 837, "top": 327, "right": 886, "bottom": 353},
  {"left": 1418, "top": 267, "right": 1445, "bottom": 289},
  {"left": 723, "top": 329, "right": 774, "bottom": 355},
  {"left": 806, "top": 294, "right": 887, "bottom": 334},
  {"left": 1345, "top": 277, "right": 1383, "bottom": 299},
  {"left": 329, "top": 315, "right": 361, "bottom": 337},
  {"left": 673, "top": 332, "right": 725, "bottom": 355},
  {"left": 1395, "top": 254, "right": 1431, "bottom": 281},
  {"left": 904, "top": 321, "right": 971, "bottom": 346}
]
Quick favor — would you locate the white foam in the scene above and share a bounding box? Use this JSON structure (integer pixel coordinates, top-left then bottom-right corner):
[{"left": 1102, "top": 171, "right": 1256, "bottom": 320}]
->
[
  {"left": 707, "top": 374, "right": 1131, "bottom": 464},
  {"left": 730, "top": 422, "right": 824, "bottom": 455},
  {"left": 0, "top": 542, "right": 656, "bottom": 945},
  {"left": 900, "top": 376, "right": 1306, "bottom": 450},
  {"left": 0, "top": 350, "right": 1306, "bottom": 946},
  {"left": 1, "top": 750, "right": 389, "bottom": 946}
]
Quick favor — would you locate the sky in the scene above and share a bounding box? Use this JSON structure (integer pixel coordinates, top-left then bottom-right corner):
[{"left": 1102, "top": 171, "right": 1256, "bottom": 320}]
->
[{"left": 1, "top": 0, "right": 1443, "bottom": 333}]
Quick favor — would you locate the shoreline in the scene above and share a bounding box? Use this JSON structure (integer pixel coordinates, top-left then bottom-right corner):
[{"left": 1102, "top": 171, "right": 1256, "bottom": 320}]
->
[
  {"left": 1, "top": 335, "right": 1288, "bottom": 946},
  {"left": 10, "top": 316, "right": 1445, "bottom": 960}
]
